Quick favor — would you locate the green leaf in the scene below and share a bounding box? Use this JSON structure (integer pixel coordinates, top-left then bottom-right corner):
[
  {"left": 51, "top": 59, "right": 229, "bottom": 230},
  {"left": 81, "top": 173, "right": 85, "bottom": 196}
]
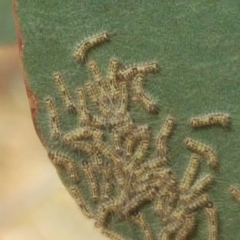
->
[{"left": 15, "top": 1, "right": 240, "bottom": 239}]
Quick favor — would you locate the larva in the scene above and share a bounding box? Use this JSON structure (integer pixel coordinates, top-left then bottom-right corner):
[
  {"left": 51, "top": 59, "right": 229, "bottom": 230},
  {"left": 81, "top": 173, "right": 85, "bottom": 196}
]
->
[
  {"left": 229, "top": 185, "right": 240, "bottom": 203},
  {"left": 186, "top": 193, "right": 210, "bottom": 212},
  {"left": 117, "top": 80, "right": 128, "bottom": 115},
  {"left": 48, "top": 151, "right": 80, "bottom": 183},
  {"left": 185, "top": 174, "right": 214, "bottom": 200},
  {"left": 74, "top": 31, "right": 110, "bottom": 62},
  {"left": 179, "top": 154, "right": 200, "bottom": 192},
  {"left": 112, "top": 130, "right": 122, "bottom": 151},
  {"left": 158, "top": 231, "right": 170, "bottom": 240},
  {"left": 70, "top": 185, "right": 94, "bottom": 219},
  {"left": 113, "top": 162, "right": 125, "bottom": 186},
  {"left": 102, "top": 228, "right": 128, "bottom": 240},
  {"left": 71, "top": 141, "right": 94, "bottom": 156},
  {"left": 53, "top": 72, "right": 76, "bottom": 113},
  {"left": 125, "top": 124, "right": 149, "bottom": 157},
  {"left": 118, "top": 61, "right": 160, "bottom": 80},
  {"left": 125, "top": 138, "right": 150, "bottom": 172},
  {"left": 131, "top": 212, "right": 154, "bottom": 240},
  {"left": 163, "top": 208, "right": 186, "bottom": 234},
  {"left": 87, "top": 59, "right": 103, "bottom": 83},
  {"left": 95, "top": 200, "right": 118, "bottom": 228},
  {"left": 101, "top": 162, "right": 113, "bottom": 201},
  {"left": 122, "top": 188, "right": 157, "bottom": 216},
  {"left": 63, "top": 127, "right": 103, "bottom": 143},
  {"left": 205, "top": 203, "right": 218, "bottom": 240},
  {"left": 190, "top": 112, "right": 231, "bottom": 128},
  {"left": 94, "top": 141, "right": 121, "bottom": 164},
  {"left": 45, "top": 97, "right": 61, "bottom": 138},
  {"left": 184, "top": 138, "right": 218, "bottom": 168},
  {"left": 156, "top": 116, "right": 175, "bottom": 159},
  {"left": 85, "top": 81, "right": 99, "bottom": 105},
  {"left": 132, "top": 74, "right": 158, "bottom": 113},
  {"left": 175, "top": 215, "right": 196, "bottom": 240},
  {"left": 106, "top": 58, "right": 120, "bottom": 98},
  {"left": 82, "top": 160, "right": 99, "bottom": 202},
  {"left": 76, "top": 88, "right": 92, "bottom": 126}
]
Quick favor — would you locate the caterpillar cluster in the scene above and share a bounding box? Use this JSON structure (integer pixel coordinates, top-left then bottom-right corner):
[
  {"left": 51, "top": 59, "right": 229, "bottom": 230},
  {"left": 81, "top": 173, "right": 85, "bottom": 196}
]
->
[{"left": 44, "top": 31, "right": 231, "bottom": 240}]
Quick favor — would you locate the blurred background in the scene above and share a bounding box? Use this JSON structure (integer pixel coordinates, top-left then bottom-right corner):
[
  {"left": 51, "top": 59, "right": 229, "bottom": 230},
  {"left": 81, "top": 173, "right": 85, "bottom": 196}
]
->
[{"left": 0, "top": 1, "right": 106, "bottom": 239}]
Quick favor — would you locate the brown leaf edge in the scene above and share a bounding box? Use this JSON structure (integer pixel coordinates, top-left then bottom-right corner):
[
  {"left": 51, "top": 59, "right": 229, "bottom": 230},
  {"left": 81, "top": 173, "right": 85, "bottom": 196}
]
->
[{"left": 12, "top": 0, "right": 46, "bottom": 146}]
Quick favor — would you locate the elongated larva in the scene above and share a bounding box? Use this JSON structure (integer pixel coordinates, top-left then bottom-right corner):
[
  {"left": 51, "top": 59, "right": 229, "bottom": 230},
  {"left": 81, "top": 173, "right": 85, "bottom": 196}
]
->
[
  {"left": 48, "top": 151, "right": 80, "bottom": 183},
  {"left": 175, "top": 215, "right": 196, "bottom": 240},
  {"left": 70, "top": 185, "right": 94, "bottom": 219},
  {"left": 190, "top": 112, "right": 231, "bottom": 128},
  {"left": 156, "top": 116, "right": 175, "bottom": 159},
  {"left": 101, "top": 162, "right": 113, "bottom": 201},
  {"left": 132, "top": 74, "right": 158, "bottom": 113},
  {"left": 186, "top": 193, "right": 210, "bottom": 212},
  {"left": 179, "top": 154, "right": 200, "bottom": 192},
  {"left": 63, "top": 127, "right": 103, "bottom": 143},
  {"left": 53, "top": 72, "right": 76, "bottom": 113},
  {"left": 184, "top": 174, "right": 214, "bottom": 201},
  {"left": 95, "top": 200, "right": 118, "bottom": 228},
  {"left": 184, "top": 138, "right": 218, "bottom": 168},
  {"left": 117, "top": 81, "right": 128, "bottom": 115},
  {"left": 205, "top": 202, "right": 218, "bottom": 240},
  {"left": 76, "top": 88, "right": 92, "bottom": 126},
  {"left": 106, "top": 58, "right": 120, "bottom": 98},
  {"left": 82, "top": 161, "right": 99, "bottom": 202},
  {"left": 74, "top": 31, "right": 110, "bottom": 62},
  {"left": 131, "top": 212, "right": 154, "bottom": 240},
  {"left": 45, "top": 97, "right": 61, "bottom": 138},
  {"left": 118, "top": 61, "right": 160, "bottom": 80},
  {"left": 94, "top": 141, "right": 121, "bottom": 164},
  {"left": 229, "top": 185, "right": 240, "bottom": 203}
]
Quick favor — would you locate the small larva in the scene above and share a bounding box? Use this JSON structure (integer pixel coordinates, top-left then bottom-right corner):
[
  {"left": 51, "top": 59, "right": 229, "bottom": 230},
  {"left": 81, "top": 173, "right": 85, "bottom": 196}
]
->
[
  {"left": 112, "top": 130, "right": 121, "bottom": 151},
  {"left": 94, "top": 140, "right": 121, "bottom": 164},
  {"left": 101, "top": 162, "right": 113, "bottom": 201},
  {"left": 125, "top": 138, "right": 150, "bottom": 172},
  {"left": 179, "top": 154, "right": 200, "bottom": 192},
  {"left": 229, "top": 185, "right": 240, "bottom": 203},
  {"left": 187, "top": 174, "right": 214, "bottom": 199},
  {"left": 184, "top": 137, "right": 218, "bottom": 168},
  {"left": 132, "top": 74, "right": 158, "bottom": 113},
  {"left": 82, "top": 160, "right": 99, "bottom": 202},
  {"left": 48, "top": 151, "right": 80, "bottom": 183},
  {"left": 189, "top": 112, "right": 231, "bottom": 128},
  {"left": 117, "top": 81, "right": 128, "bottom": 115},
  {"left": 113, "top": 162, "right": 125, "bottom": 186},
  {"left": 118, "top": 61, "right": 160, "bottom": 80},
  {"left": 186, "top": 193, "right": 210, "bottom": 212},
  {"left": 74, "top": 31, "right": 110, "bottom": 62},
  {"left": 71, "top": 141, "right": 94, "bottom": 156},
  {"left": 76, "top": 88, "right": 92, "bottom": 126},
  {"left": 125, "top": 125, "right": 149, "bottom": 157},
  {"left": 205, "top": 203, "right": 218, "bottom": 240},
  {"left": 63, "top": 127, "right": 103, "bottom": 143},
  {"left": 101, "top": 227, "right": 128, "bottom": 240},
  {"left": 106, "top": 58, "right": 120, "bottom": 98},
  {"left": 85, "top": 81, "right": 99, "bottom": 105},
  {"left": 131, "top": 212, "right": 154, "bottom": 240},
  {"left": 122, "top": 188, "right": 157, "bottom": 216},
  {"left": 156, "top": 116, "right": 175, "bottom": 159},
  {"left": 53, "top": 72, "right": 76, "bottom": 113},
  {"left": 70, "top": 185, "right": 94, "bottom": 219},
  {"left": 158, "top": 231, "right": 170, "bottom": 240},
  {"left": 45, "top": 97, "right": 61, "bottom": 138},
  {"left": 175, "top": 215, "right": 196, "bottom": 240},
  {"left": 95, "top": 200, "right": 118, "bottom": 228},
  {"left": 87, "top": 59, "right": 103, "bottom": 83}
]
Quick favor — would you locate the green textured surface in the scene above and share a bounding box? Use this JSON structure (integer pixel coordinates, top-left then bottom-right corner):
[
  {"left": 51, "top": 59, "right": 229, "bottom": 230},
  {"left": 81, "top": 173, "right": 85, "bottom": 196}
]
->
[
  {"left": 16, "top": 1, "right": 240, "bottom": 239},
  {"left": 0, "top": 0, "right": 16, "bottom": 44}
]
